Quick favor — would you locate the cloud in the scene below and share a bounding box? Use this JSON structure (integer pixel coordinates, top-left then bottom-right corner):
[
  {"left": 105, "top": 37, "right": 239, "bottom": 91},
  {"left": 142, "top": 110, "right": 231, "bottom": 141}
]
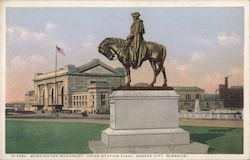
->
[
  {"left": 7, "top": 22, "right": 71, "bottom": 61},
  {"left": 6, "top": 24, "right": 244, "bottom": 102},
  {"left": 217, "top": 32, "right": 241, "bottom": 47},
  {"left": 198, "top": 38, "right": 212, "bottom": 46},
  {"left": 6, "top": 54, "right": 50, "bottom": 102},
  {"left": 83, "top": 34, "right": 98, "bottom": 47},
  {"left": 6, "top": 22, "right": 74, "bottom": 102},
  {"left": 191, "top": 52, "right": 205, "bottom": 63},
  {"left": 7, "top": 22, "right": 62, "bottom": 43},
  {"left": 227, "top": 67, "right": 244, "bottom": 85},
  {"left": 124, "top": 51, "right": 242, "bottom": 94},
  {"left": 167, "top": 57, "right": 242, "bottom": 93},
  {"left": 7, "top": 26, "right": 46, "bottom": 41},
  {"left": 129, "top": 60, "right": 193, "bottom": 87},
  {"left": 45, "top": 22, "right": 59, "bottom": 32}
]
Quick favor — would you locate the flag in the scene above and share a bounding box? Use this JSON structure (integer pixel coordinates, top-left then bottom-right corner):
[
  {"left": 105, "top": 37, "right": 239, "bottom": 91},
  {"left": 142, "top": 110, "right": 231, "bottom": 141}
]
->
[{"left": 56, "top": 45, "right": 65, "bottom": 56}]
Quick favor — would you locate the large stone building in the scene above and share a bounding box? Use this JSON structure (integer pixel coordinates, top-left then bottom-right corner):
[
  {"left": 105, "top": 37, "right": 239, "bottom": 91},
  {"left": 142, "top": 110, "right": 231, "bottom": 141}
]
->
[
  {"left": 31, "top": 59, "right": 125, "bottom": 113},
  {"left": 174, "top": 86, "right": 224, "bottom": 111},
  {"left": 219, "top": 77, "right": 243, "bottom": 108},
  {"left": 25, "top": 59, "right": 227, "bottom": 113}
]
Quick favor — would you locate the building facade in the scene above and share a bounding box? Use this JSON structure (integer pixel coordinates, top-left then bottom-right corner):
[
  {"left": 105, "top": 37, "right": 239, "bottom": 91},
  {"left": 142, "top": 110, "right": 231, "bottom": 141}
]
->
[
  {"left": 24, "top": 90, "right": 35, "bottom": 111},
  {"left": 32, "top": 59, "right": 125, "bottom": 113},
  {"left": 26, "top": 59, "right": 232, "bottom": 113},
  {"left": 5, "top": 102, "right": 26, "bottom": 111},
  {"left": 174, "top": 86, "right": 224, "bottom": 111},
  {"left": 219, "top": 77, "right": 243, "bottom": 108}
]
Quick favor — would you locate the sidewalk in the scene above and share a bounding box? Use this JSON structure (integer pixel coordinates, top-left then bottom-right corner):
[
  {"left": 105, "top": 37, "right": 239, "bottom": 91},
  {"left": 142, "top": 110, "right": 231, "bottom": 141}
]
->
[{"left": 6, "top": 117, "right": 243, "bottom": 128}]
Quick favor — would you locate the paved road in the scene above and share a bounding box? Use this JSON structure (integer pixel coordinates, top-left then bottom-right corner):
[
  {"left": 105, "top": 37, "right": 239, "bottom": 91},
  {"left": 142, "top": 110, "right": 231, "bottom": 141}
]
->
[{"left": 6, "top": 118, "right": 243, "bottom": 128}]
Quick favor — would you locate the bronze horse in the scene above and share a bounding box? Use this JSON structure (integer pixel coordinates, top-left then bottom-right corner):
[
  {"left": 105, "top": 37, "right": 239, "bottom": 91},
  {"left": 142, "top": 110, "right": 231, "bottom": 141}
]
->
[{"left": 98, "top": 37, "right": 167, "bottom": 87}]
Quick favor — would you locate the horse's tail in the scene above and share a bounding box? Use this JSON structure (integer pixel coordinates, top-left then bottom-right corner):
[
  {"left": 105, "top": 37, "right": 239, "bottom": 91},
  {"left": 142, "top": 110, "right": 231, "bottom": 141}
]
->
[{"left": 160, "top": 45, "right": 167, "bottom": 70}]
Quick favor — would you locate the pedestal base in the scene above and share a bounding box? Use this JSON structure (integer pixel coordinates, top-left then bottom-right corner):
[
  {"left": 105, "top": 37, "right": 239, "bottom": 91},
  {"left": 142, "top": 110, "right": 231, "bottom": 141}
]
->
[
  {"left": 88, "top": 90, "right": 209, "bottom": 154},
  {"left": 89, "top": 141, "right": 208, "bottom": 154},
  {"left": 102, "top": 128, "right": 190, "bottom": 147}
]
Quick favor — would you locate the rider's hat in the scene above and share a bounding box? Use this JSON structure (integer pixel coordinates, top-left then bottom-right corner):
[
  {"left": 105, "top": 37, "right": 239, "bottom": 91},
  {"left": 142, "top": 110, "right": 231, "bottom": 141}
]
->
[{"left": 131, "top": 12, "right": 140, "bottom": 17}]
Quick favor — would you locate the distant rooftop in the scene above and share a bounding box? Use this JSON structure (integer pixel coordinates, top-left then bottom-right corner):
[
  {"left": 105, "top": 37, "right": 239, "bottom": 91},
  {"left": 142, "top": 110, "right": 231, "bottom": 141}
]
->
[
  {"left": 173, "top": 86, "right": 204, "bottom": 92},
  {"left": 25, "top": 90, "right": 34, "bottom": 96},
  {"left": 204, "top": 94, "right": 221, "bottom": 100},
  {"left": 230, "top": 86, "right": 243, "bottom": 89}
]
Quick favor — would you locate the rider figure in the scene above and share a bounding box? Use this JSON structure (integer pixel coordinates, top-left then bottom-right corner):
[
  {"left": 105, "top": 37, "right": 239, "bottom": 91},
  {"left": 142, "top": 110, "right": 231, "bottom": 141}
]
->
[{"left": 126, "top": 12, "right": 145, "bottom": 68}]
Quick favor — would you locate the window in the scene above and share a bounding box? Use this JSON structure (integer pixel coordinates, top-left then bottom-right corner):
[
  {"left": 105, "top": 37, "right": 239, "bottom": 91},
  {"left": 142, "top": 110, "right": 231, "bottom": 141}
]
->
[
  {"left": 101, "top": 94, "right": 106, "bottom": 99},
  {"left": 186, "top": 94, "right": 191, "bottom": 100},
  {"left": 73, "top": 102, "right": 75, "bottom": 106},
  {"left": 196, "top": 94, "right": 200, "bottom": 99},
  {"left": 101, "top": 101, "right": 106, "bottom": 106},
  {"left": 93, "top": 95, "right": 95, "bottom": 99}
]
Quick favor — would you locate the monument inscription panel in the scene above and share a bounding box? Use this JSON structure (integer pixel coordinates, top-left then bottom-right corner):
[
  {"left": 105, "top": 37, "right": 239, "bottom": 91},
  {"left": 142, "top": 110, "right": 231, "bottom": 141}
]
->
[{"left": 109, "top": 90, "right": 179, "bottom": 129}]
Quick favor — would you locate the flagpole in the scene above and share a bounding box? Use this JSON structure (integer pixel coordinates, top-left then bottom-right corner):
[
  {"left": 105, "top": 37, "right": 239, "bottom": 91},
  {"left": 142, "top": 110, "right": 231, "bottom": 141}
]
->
[
  {"left": 53, "top": 45, "right": 64, "bottom": 115},
  {"left": 54, "top": 45, "right": 58, "bottom": 112}
]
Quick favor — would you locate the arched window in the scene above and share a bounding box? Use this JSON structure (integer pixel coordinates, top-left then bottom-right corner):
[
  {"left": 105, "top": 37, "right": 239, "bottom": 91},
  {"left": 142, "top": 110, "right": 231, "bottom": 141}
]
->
[
  {"left": 51, "top": 88, "right": 54, "bottom": 105},
  {"left": 42, "top": 90, "right": 45, "bottom": 105},
  {"left": 61, "top": 87, "right": 64, "bottom": 105}
]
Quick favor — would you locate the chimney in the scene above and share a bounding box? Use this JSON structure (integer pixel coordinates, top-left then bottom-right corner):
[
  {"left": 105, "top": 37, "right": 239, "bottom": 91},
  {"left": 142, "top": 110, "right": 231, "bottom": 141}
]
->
[
  {"left": 225, "top": 76, "right": 228, "bottom": 90},
  {"left": 224, "top": 76, "right": 229, "bottom": 107}
]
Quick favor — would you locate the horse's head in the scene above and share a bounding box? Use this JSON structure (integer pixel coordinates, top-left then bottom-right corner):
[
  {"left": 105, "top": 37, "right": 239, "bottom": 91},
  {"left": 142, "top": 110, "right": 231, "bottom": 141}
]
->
[{"left": 98, "top": 38, "right": 116, "bottom": 60}]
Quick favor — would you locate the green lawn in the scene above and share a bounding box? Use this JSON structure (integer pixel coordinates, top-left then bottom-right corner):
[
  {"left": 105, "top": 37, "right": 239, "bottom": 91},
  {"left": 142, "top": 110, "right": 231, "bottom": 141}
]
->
[
  {"left": 6, "top": 120, "right": 109, "bottom": 153},
  {"left": 182, "top": 126, "right": 243, "bottom": 154},
  {"left": 6, "top": 120, "right": 243, "bottom": 154}
]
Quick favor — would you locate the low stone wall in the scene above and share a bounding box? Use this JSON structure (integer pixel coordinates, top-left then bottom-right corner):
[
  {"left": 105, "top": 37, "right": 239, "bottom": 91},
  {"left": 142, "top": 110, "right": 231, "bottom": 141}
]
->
[{"left": 178, "top": 112, "right": 242, "bottom": 120}]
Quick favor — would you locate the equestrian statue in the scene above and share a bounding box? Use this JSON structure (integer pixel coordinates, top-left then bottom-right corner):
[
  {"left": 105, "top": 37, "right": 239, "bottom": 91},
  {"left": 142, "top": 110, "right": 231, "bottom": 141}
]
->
[{"left": 98, "top": 12, "right": 167, "bottom": 87}]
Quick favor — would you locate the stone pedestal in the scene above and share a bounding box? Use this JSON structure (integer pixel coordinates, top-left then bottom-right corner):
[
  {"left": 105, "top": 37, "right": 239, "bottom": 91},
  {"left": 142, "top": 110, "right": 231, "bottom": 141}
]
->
[{"left": 89, "top": 90, "right": 208, "bottom": 153}]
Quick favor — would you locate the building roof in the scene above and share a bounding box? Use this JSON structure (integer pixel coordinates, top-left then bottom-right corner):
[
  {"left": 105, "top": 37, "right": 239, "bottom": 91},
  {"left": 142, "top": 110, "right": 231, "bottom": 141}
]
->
[
  {"left": 76, "top": 58, "right": 125, "bottom": 76},
  {"left": 204, "top": 94, "right": 221, "bottom": 100},
  {"left": 173, "top": 86, "right": 204, "bottom": 92},
  {"left": 34, "top": 58, "right": 126, "bottom": 81},
  {"left": 230, "top": 86, "right": 243, "bottom": 89},
  {"left": 6, "top": 102, "right": 26, "bottom": 107},
  {"left": 25, "top": 90, "right": 35, "bottom": 96}
]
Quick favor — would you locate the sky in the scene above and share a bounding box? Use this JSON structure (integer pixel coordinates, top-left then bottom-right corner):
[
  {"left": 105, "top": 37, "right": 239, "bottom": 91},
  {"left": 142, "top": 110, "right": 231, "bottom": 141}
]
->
[{"left": 6, "top": 7, "right": 244, "bottom": 102}]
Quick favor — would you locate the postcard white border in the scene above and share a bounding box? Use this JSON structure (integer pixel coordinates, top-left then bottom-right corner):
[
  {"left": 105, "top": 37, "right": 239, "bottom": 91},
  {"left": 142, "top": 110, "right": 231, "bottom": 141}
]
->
[{"left": 0, "top": 0, "right": 249, "bottom": 160}]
